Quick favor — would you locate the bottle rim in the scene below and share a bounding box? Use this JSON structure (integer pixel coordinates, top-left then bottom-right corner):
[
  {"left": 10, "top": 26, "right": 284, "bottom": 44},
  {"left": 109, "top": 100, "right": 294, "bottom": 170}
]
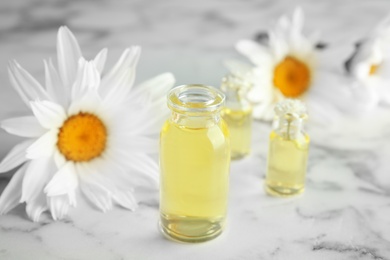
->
[
  {"left": 167, "top": 84, "right": 225, "bottom": 114},
  {"left": 221, "top": 73, "right": 252, "bottom": 92}
]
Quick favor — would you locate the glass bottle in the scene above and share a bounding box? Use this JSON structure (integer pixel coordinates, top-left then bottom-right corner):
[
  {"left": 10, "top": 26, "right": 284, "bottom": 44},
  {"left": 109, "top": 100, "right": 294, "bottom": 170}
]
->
[
  {"left": 220, "top": 73, "right": 252, "bottom": 160},
  {"left": 265, "top": 99, "right": 309, "bottom": 197},
  {"left": 159, "top": 84, "right": 230, "bottom": 243}
]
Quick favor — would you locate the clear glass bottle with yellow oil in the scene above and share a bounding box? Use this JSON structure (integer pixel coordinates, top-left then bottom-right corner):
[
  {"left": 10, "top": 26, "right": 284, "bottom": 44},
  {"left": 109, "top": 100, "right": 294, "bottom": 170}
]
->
[
  {"left": 220, "top": 73, "right": 252, "bottom": 160},
  {"left": 159, "top": 84, "right": 230, "bottom": 243},
  {"left": 265, "top": 99, "right": 309, "bottom": 197}
]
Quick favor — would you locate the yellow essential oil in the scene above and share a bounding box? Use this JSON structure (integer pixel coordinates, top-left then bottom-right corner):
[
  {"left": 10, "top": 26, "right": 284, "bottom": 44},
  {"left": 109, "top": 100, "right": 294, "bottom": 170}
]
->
[
  {"left": 221, "top": 107, "right": 252, "bottom": 159},
  {"left": 220, "top": 73, "right": 252, "bottom": 160},
  {"left": 265, "top": 99, "right": 309, "bottom": 197},
  {"left": 160, "top": 85, "right": 230, "bottom": 243}
]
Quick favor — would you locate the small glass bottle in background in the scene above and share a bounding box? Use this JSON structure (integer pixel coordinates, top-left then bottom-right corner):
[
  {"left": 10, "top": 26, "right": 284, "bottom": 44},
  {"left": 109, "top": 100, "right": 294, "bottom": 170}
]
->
[
  {"left": 265, "top": 99, "right": 309, "bottom": 197},
  {"left": 220, "top": 73, "right": 252, "bottom": 160},
  {"left": 160, "top": 84, "right": 230, "bottom": 243}
]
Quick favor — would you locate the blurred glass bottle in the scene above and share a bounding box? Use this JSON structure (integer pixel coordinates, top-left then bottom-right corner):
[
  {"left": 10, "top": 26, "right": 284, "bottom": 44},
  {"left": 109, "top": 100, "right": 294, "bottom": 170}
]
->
[
  {"left": 220, "top": 73, "right": 252, "bottom": 160},
  {"left": 160, "top": 84, "right": 230, "bottom": 243},
  {"left": 265, "top": 99, "right": 309, "bottom": 197}
]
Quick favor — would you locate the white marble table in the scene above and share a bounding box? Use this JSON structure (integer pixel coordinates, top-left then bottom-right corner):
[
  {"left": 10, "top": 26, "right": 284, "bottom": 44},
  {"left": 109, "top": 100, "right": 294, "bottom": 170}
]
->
[{"left": 1, "top": 0, "right": 390, "bottom": 259}]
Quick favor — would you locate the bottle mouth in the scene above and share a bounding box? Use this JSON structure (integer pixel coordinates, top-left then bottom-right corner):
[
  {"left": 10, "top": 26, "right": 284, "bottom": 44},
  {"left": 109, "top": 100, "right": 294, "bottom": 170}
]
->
[
  {"left": 221, "top": 73, "right": 252, "bottom": 92},
  {"left": 168, "top": 85, "right": 225, "bottom": 114},
  {"left": 274, "top": 99, "right": 308, "bottom": 120}
]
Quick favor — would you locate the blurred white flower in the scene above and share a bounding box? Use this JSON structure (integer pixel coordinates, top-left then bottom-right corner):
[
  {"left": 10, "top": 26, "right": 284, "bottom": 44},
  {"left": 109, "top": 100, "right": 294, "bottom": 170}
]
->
[
  {"left": 227, "top": 8, "right": 347, "bottom": 121},
  {"left": 345, "top": 14, "right": 390, "bottom": 108},
  {"left": 0, "top": 26, "right": 175, "bottom": 221}
]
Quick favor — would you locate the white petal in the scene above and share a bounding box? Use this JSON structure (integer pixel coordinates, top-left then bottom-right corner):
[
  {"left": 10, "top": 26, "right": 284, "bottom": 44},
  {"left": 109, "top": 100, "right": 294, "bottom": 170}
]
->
[
  {"left": 269, "top": 32, "right": 289, "bottom": 61},
  {"left": 247, "top": 72, "right": 275, "bottom": 104},
  {"left": 378, "top": 81, "right": 390, "bottom": 105},
  {"left": 108, "top": 151, "right": 159, "bottom": 184},
  {"left": 94, "top": 48, "right": 108, "bottom": 74},
  {"left": 72, "top": 58, "right": 101, "bottom": 100},
  {"left": 53, "top": 149, "right": 66, "bottom": 169},
  {"left": 112, "top": 191, "right": 137, "bottom": 211},
  {"left": 8, "top": 64, "right": 29, "bottom": 107},
  {"left": 30, "top": 100, "right": 66, "bottom": 129},
  {"left": 8, "top": 61, "right": 50, "bottom": 106},
  {"left": 26, "top": 191, "right": 47, "bottom": 222},
  {"left": 21, "top": 157, "right": 54, "bottom": 203},
  {"left": 123, "top": 104, "right": 167, "bottom": 136},
  {"left": 44, "top": 59, "right": 67, "bottom": 107},
  {"left": 236, "top": 40, "right": 272, "bottom": 65},
  {"left": 1, "top": 116, "right": 46, "bottom": 137},
  {"left": 81, "top": 185, "right": 112, "bottom": 212},
  {"left": 110, "top": 135, "right": 158, "bottom": 154},
  {"left": 48, "top": 194, "right": 70, "bottom": 220},
  {"left": 224, "top": 59, "right": 254, "bottom": 77},
  {"left": 116, "top": 105, "right": 169, "bottom": 136},
  {"left": 57, "top": 26, "right": 82, "bottom": 88},
  {"left": 103, "top": 67, "right": 136, "bottom": 105},
  {"left": 131, "top": 154, "right": 159, "bottom": 183},
  {"left": 78, "top": 162, "right": 114, "bottom": 190},
  {"left": 247, "top": 86, "right": 270, "bottom": 103},
  {"left": 0, "top": 163, "right": 27, "bottom": 214},
  {"left": 353, "top": 62, "right": 371, "bottom": 80},
  {"left": 44, "top": 162, "right": 78, "bottom": 197},
  {"left": 276, "top": 15, "right": 290, "bottom": 34},
  {"left": 375, "top": 63, "right": 390, "bottom": 105},
  {"left": 79, "top": 167, "right": 112, "bottom": 212},
  {"left": 67, "top": 189, "right": 77, "bottom": 207},
  {"left": 311, "top": 71, "right": 375, "bottom": 113},
  {"left": 292, "top": 7, "right": 304, "bottom": 32},
  {"left": 0, "top": 139, "right": 34, "bottom": 173},
  {"left": 68, "top": 90, "right": 102, "bottom": 116},
  {"left": 93, "top": 159, "right": 150, "bottom": 190},
  {"left": 130, "top": 72, "right": 175, "bottom": 101},
  {"left": 347, "top": 82, "right": 379, "bottom": 111},
  {"left": 26, "top": 130, "right": 57, "bottom": 159},
  {"left": 349, "top": 40, "right": 381, "bottom": 79},
  {"left": 100, "top": 46, "right": 141, "bottom": 98}
]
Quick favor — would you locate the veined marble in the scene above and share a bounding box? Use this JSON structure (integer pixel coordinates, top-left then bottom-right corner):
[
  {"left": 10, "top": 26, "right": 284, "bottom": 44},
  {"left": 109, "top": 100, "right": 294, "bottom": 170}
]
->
[{"left": 1, "top": 0, "right": 390, "bottom": 259}]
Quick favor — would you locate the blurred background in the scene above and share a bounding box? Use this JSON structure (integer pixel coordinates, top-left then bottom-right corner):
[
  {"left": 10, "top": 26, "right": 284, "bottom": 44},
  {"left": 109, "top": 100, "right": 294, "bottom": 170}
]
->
[
  {"left": 2, "top": 1, "right": 390, "bottom": 259},
  {"left": 1, "top": 0, "right": 390, "bottom": 160}
]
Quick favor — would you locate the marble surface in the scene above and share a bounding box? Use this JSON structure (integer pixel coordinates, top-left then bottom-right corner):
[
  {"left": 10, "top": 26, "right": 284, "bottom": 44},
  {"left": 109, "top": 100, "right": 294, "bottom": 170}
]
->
[{"left": 1, "top": 0, "right": 390, "bottom": 259}]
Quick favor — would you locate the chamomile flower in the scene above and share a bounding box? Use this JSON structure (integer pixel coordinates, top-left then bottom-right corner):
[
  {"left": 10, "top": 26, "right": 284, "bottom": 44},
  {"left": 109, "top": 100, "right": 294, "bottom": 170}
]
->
[
  {"left": 0, "top": 26, "right": 175, "bottom": 221},
  {"left": 345, "top": 14, "right": 390, "bottom": 108},
  {"left": 228, "top": 8, "right": 344, "bottom": 121}
]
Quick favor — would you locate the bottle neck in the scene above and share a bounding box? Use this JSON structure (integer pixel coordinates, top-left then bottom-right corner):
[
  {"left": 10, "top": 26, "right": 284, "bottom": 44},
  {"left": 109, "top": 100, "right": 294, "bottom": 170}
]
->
[
  {"left": 223, "top": 88, "right": 251, "bottom": 110},
  {"left": 170, "top": 111, "right": 221, "bottom": 128},
  {"left": 221, "top": 73, "right": 252, "bottom": 111}
]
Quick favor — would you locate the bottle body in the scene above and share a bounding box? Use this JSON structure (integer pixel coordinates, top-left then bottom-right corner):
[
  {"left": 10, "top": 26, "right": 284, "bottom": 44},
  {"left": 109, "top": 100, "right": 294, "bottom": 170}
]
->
[
  {"left": 265, "top": 130, "right": 309, "bottom": 196},
  {"left": 220, "top": 73, "right": 252, "bottom": 160},
  {"left": 221, "top": 106, "right": 252, "bottom": 159},
  {"left": 265, "top": 99, "right": 309, "bottom": 197},
  {"left": 159, "top": 85, "right": 230, "bottom": 243}
]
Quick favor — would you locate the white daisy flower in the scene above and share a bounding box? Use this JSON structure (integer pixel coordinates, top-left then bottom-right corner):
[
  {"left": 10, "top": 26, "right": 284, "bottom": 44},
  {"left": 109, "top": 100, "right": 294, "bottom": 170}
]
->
[
  {"left": 0, "top": 26, "right": 175, "bottom": 221},
  {"left": 227, "top": 7, "right": 346, "bottom": 121},
  {"left": 345, "top": 14, "right": 390, "bottom": 108}
]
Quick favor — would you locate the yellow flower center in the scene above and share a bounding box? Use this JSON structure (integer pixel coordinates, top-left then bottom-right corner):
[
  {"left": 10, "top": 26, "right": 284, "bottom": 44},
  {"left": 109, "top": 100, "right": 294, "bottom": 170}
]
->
[
  {"left": 57, "top": 113, "right": 107, "bottom": 162},
  {"left": 369, "top": 64, "right": 379, "bottom": 75},
  {"left": 273, "top": 56, "right": 311, "bottom": 98}
]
